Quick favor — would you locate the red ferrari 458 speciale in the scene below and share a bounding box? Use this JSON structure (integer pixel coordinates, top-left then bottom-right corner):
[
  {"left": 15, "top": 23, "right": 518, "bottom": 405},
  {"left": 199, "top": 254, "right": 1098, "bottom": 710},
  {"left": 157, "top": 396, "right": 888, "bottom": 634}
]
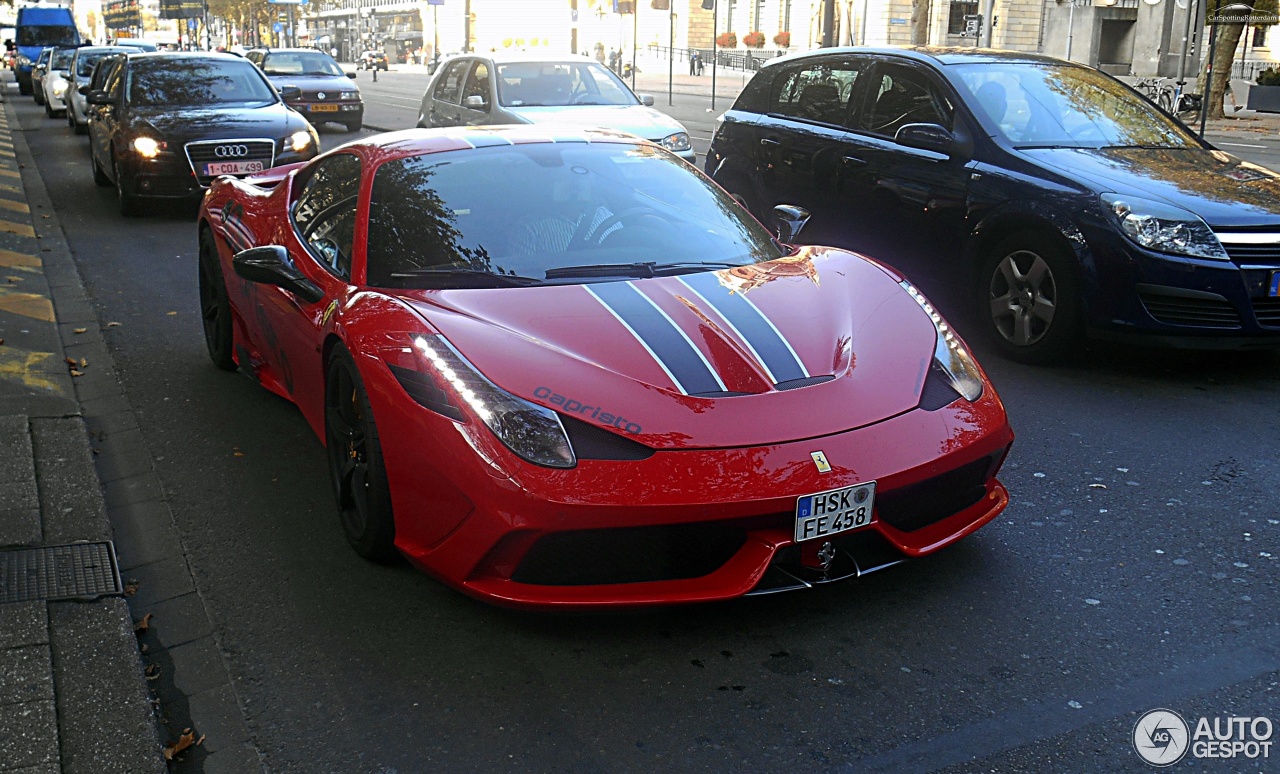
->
[{"left": 197, "top": 126, "right": 1014, "bottom": 610}]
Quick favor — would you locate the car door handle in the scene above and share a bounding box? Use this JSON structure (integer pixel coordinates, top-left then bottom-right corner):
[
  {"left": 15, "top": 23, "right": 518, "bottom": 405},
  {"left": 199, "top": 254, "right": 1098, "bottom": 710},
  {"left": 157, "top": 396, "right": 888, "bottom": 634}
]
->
[
  {"left": 842, "top": 154, "right": 866, "bottom": 166},
  {"left": 760, "top": 138, "right": 780, "bottom": 148}
]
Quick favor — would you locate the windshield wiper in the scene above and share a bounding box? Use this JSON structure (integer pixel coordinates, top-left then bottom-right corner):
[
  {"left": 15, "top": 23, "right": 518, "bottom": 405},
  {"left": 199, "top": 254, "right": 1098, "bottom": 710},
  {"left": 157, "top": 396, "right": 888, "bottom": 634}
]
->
[
  {"left": 387, "top": 268, "right": 542, "bottom": 288},
  {"left": 545, "top": 261, "right": 742, "bottom": 280}
]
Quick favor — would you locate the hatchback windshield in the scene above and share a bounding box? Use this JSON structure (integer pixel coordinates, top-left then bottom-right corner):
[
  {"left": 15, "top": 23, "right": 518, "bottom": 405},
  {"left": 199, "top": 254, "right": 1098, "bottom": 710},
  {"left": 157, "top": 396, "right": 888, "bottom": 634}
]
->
[
  {"left": 262, "top": 51, "right": 344, "bottom": 77},
  {"left": 50, "top": 48, "right": 74, "bottom": 70},
  {"left": 128, "top": 58, "right": 277, "bottom": 107},
  {"left": 953, "top": 62, "right": 1199, "bottom": 149},
  {"left": 366, "top": 143, "right": 782, "bottom": 287},
  {"left": 496, "top": 61, "right": 637, "bottom": 108}
]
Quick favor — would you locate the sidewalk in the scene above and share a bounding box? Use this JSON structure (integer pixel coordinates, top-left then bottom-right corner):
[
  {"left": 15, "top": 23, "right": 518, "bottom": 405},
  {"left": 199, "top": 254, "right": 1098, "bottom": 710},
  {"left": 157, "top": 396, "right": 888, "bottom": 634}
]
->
[{"left": 0, "top": 87, "right": 165, "bottom": 770}]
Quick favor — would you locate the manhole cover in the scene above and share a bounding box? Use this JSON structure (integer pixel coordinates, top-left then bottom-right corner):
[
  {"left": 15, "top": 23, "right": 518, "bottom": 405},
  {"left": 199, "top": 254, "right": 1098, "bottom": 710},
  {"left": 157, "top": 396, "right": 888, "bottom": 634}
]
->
[{"left": 0, "top": 542, "right": 123, "bottom": 603}]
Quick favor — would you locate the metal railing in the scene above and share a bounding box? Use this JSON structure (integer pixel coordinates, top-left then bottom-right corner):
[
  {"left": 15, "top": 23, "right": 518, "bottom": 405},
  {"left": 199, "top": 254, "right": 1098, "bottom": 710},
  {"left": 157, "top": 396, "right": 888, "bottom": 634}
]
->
[
  {"left": 645, "top": 43, "right": 786, "bottom": 71},
  {"left": 1232, "top": 59, "right": 1271, "bottom": 81}
]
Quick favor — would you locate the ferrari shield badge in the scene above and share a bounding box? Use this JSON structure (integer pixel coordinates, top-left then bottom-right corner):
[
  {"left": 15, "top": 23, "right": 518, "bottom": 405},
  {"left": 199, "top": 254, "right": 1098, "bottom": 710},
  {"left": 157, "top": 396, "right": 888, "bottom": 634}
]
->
[{"left": 811, "top": 451, "right": 831, "bottom": 473}]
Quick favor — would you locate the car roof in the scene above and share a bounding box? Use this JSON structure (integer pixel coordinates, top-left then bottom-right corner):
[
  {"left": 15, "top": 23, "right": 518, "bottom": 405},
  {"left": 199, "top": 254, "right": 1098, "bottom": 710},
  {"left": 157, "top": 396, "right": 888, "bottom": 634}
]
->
[
  {"left": 761, "top": 45, "right": 1073, "bottom": 70},
  {"left": 74, "top": 46, "right": 131, "bottom": 56},
  {"left": 123, "top": 51, "right": 250, "bottom": 63},
  {"left": 251, "top": 47, "right": 333, "bottom": 55},
  {"left": 451, "top": 51, "right": 597, "bottom": 65},
  {"left": 332, "top": 125, "right": 648, "bottom": 161}
]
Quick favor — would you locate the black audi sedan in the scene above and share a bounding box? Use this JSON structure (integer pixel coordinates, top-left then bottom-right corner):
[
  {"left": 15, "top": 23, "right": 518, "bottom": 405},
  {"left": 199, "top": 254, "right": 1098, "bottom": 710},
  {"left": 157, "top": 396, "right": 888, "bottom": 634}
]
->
[
  {"left": 244, "top": 47, "right": 363, "bottom": 131},
  {"left": 86, "top": 52, "right": 320, "bottom": 216},
  {"left": 706, "top": 47, "right": 1280, "bottom": 362}
]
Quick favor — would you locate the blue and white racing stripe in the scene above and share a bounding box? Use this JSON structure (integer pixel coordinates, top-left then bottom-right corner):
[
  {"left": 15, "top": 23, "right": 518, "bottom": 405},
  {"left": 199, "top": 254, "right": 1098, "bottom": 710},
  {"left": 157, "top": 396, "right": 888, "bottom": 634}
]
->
[
  {"left": 676, "top": 273, "right": 810, "bottom": 385},
  {"left": 585, "top": 281, "right": 727, "bottom": 396}
]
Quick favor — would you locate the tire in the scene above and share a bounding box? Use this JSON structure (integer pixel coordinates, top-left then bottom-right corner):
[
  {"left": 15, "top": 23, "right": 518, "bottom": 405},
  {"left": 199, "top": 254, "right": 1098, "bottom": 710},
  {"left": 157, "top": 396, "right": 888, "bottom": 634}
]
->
[
  {"left": 1157, "top": 89, "right": 1173, "bottom": 113},
  {"left": 113, "top": 155, "right": 143, "bottom": 217},
  {"left": 44, "top": 98, "right": 53, "bottom": 118},
  {"left": 198, "top": 228, "right": 236, "bottom": 371},
  {"left": 73, "top": 114, "right": 88, "bottom": 136},
  {"left": 34, "top": 87, "right": 44, "bottom": 106},
  {"left": 91, "top": 150, "right": 111, "bottom": 187},
  {"left": 18, "top": 79, "right": 31, "bottom": 96},
  {"left": 344, "top": 119, "right": 362, "bottom": 132},
  {"left": 977, "top": 231, "right": 1083, "bottom": 364},
  {"left": 325, "top": 345, "right": 398, "bottom": 562}
]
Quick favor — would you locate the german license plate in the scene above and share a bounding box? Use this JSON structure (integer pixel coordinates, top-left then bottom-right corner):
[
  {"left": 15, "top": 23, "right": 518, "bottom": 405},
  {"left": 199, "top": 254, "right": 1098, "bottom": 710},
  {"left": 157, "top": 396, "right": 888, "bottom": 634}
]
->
[
  {"left": 794, "top": 482, "right": 876, "bottom": 542},
  {"left": 203, "top": 160, "right": 264, "bottom": 176},
  {"left": 310, "top": 104, "right": 339, "bottom": 112},
  {"left": 1270, "top": 270, "right": 1280, "bottom": 297}
]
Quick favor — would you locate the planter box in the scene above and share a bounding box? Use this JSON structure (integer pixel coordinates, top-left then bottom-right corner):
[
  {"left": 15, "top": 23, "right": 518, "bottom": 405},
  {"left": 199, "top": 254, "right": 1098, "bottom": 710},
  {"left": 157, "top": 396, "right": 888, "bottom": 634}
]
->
[{"left": 1247, "top": 84, "right": 1280, "bottom": 113}]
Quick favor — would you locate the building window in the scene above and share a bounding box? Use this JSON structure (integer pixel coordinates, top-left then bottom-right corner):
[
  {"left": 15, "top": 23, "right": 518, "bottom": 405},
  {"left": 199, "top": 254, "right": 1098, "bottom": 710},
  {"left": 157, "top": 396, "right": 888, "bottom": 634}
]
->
[
  {"left": 754, "top": 0, "right": 765, "bottom": 31},
  {"left": 726, "top": 0, "right": 736, "bottom": 32},
  {"left": 947, "top": 0, "right": 978, "bottom": 35},
  {"left": 1253, "top": 25, "right": 1268, "bottom": 48},
  {"left": 783, "top": 0, "right": 792, "bottom": 31}
]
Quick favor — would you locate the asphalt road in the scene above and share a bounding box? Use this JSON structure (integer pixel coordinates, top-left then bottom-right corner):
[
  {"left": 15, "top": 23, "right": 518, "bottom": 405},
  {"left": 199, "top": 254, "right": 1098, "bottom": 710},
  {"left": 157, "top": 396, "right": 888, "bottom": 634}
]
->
[{"left": 14, "top": 77, "right": 1280, "bottom": 773}]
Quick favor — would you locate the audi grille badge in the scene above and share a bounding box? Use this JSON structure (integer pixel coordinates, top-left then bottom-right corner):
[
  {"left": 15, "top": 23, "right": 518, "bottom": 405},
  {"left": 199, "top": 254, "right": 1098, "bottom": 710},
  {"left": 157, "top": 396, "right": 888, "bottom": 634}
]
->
[{"left": 213, "top": 144, "right": 250, "bottom": 158}]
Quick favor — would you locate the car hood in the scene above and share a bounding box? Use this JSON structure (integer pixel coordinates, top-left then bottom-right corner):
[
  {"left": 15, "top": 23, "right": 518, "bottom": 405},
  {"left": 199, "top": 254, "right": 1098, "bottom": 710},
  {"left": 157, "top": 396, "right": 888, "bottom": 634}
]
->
[
  {"left": 131, "top": 103, "right": 302, "bottom": 140},
  {"left": 1021, "top": 146, "right": 1280, "bottom": 227},
  {"left": 505, "top": 105, "right": 685, "bottom": 141},
  {"left": 394, "top": 248, "right": 941, "bottom": 449},
  {"left": 266, "top": 74, "right": 357, "bottom": 93}
]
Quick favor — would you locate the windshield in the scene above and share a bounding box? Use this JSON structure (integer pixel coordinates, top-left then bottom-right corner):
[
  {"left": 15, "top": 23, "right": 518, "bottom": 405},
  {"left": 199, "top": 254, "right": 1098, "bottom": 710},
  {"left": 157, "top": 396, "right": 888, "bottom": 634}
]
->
[
  {"left": 127, "top": 58, "right": 278, "bottom": 107},
  {"left": 366, "top": 143, "right": 782, "bottom": 288},
  {"left": 262, "top": 51, "right": 344, "bottom": 77},
  {"left": 953, "top": 63, "right": 1199, "bottom": 149},
  {"left": 496, "top": 61, "right": 638, "bottom": 108},
  {"left": 50, "top": 48, "right": 73, "bottom": 70},
  {"left": 17, "top": 26, "right": 77, "bottom": 47}
]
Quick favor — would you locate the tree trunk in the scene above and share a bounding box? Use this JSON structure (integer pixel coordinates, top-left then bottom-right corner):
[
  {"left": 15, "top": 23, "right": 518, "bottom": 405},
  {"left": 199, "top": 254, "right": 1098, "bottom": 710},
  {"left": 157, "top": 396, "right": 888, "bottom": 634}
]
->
[
  {"left": 912, "top": 0, "right": 932, "bottom": 44},
  {"left": 1198, "top": 15, "right": 1250, "bottom": 118}
]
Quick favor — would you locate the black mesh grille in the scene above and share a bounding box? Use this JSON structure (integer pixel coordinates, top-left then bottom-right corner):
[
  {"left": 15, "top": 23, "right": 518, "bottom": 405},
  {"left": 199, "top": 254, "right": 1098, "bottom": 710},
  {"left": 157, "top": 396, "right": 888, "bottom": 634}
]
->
[
  {"left": 1254, "top": 298, "right": 1280, "bottom": 327},
  {"left": 875, "top": 453, "right": 998, "bottom": 533},
  {"left": 918, "top": 362, "right": 961, "bottom": 411},
  {"left": 775, "top": 375, "right": 834, "bottom": 391},
  {"left": 1138, "top": 288, "right": 1241, "bottom": 329},
  {"left": 561, "top": 415, "right": 654, "bottom": 460},
  {"left": 386, "top": 363, "right": 463, "bottom": 421},
  {"left": 512, "top": 524, "right": 747, "bottom": 586},
  {"left": 1222, "top": 243, "right": 1280, "bottom": 263}
]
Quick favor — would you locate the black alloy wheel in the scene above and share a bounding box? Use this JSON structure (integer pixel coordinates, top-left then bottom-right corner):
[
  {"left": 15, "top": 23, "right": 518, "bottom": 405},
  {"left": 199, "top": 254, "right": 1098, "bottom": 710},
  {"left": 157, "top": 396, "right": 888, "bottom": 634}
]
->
[
  {"left": 979, "top": 231, "right": 1083, "bottom": 364},
  {"left": 91, "top": 148, "right": 111, "bottom": 187},
  {"left": 198, "top": 228, "right": 236, "bottom": 371},
  {"left": 325, "top": 345, "right": 397, "bottom": 562}
]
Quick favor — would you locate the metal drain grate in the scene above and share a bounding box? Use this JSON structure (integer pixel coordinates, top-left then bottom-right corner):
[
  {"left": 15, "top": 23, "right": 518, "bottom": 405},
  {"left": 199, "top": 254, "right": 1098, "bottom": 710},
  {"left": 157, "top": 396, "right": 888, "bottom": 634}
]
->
[{"left": 0, "top": 542, "right": 123, "bottom": 603}]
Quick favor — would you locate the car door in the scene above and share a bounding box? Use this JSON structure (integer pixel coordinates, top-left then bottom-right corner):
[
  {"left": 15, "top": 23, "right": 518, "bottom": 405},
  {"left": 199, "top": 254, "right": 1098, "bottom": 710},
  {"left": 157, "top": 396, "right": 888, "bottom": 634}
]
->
[
  {"left": 838, "top": 58, "right": 974, "bottom": 273},
  {"left": 745, "top": 56, "right": 867, "bottom": 243},
  {"left": 428, "top": 58, "right": 471, "bottom": 127},
  {"left": 456, "top": 59, "right": 493, "bottom": 126},
  {"left": 89, "top": 58, "right": 125, "bottom": 178}
]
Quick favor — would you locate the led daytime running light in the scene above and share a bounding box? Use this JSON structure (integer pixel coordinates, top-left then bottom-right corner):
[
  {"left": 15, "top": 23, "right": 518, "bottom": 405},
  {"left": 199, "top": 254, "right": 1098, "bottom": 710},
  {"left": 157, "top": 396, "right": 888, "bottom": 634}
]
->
[{"left": 901, "top": 282, "right": 984, "bottom": 402}]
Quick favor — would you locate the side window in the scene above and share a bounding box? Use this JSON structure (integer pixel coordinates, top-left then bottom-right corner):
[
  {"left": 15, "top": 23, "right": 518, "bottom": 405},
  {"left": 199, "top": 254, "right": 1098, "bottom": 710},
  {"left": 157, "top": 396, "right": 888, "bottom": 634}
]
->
[
  {"left": 461, "top": 61, "right": 490, "bottom": 107},
  {"left": 433, "top": 60, "right": 470, "bottom": 105},
  {"left": 862, "top": 63, "right": 954, "bottom": 138},
  {"left": 769, "top": 60, "right": 861, "bottom": 126},
  {"left": 92, "top": 59, "right": 118, "bottom": 90},
  {"left": 292, "top": 154, "right": 362, "bottom": 280},
  {"left": 105, "top": 61, "right": 125, "bottom": 99}
]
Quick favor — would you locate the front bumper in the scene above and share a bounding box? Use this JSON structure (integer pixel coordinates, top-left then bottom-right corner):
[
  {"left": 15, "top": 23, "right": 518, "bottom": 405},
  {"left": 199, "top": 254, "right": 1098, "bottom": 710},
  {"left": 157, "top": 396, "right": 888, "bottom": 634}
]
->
[
  {"left": 289, "top": 100, "right": 364, "bottom": 123},
  {"left": 120, "top": 145, "right": 317, "bottom": 199}
]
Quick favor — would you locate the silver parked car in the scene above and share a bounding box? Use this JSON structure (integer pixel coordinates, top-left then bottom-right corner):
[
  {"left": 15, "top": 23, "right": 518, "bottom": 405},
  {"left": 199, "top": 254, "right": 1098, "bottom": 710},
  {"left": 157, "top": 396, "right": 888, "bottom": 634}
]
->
[
  {"left": 66, "top": 46, "right": 131, "bottom": 135},
  {"left": 40, "top": 47, "right": 75, "bottom": 118},
  {"left": 416, "top": 52, "right": 695, "bottom": 163}
]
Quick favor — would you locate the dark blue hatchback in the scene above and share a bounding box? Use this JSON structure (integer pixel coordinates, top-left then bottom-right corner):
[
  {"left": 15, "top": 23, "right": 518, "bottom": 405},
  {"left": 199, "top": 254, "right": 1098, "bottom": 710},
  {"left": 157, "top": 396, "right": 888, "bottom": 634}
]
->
[{"left": 705, "top": 46, "right": 1280, "bottom": 362}]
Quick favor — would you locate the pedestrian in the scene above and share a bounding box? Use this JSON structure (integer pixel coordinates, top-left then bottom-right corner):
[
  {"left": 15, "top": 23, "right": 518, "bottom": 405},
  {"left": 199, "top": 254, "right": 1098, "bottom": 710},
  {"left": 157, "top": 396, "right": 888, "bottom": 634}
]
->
[
  {"left": 689, "top": 50, "right": 700, "bottom": 76},
  {"left": 330, "top": 46, "right": 338, "bottom": 60},
  {"left": 609, "top": 48, "right": 620, "bottom": 74},
  {"left": 696, "top": 52, "right": 704, "bottom": 75}
]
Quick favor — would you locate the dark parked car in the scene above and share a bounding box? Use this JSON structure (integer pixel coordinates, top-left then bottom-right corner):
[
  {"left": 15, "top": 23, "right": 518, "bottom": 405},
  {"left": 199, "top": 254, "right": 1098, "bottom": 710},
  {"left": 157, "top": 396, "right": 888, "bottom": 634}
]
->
[
  {"left": 357, "top": 50, "right": 388, "bottom": 71},
  {"left": 30, "top": 47, "right": 51, "bottom": 105},
  {"left": 87, "top": 52, "right": 320, "bottom": 216},
  {"left": 706, "top": 47, "right": 1280, "bottom": 361},
  {"left": 245, "top": 47, "right": 363, "bottom": 131}
]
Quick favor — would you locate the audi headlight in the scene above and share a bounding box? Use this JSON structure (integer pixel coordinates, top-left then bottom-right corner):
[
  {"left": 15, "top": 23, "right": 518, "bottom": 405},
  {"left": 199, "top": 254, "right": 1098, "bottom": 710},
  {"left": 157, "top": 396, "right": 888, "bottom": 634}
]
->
[
  {"left": 132, "top": 137, "right": 163, "bottom": 158},
  {"left": 413, "top": 336, "right": 576, "bottom": 468},
  {"left": 1101, "top": 193, "right": 1228, "bottom": 261},
  {"left": 289, "top": 131, "right": 312, "bottom": 153},
  {"left": 901, "top": 282, "right": 983, "bottom": 402},
  {"left": 660, "top": 131, "right": 691, "bottom": 152}
]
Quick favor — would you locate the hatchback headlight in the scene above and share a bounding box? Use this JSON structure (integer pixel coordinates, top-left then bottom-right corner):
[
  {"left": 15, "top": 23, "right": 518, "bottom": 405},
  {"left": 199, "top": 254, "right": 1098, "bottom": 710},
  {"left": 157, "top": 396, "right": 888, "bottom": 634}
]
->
[
  {"left": 288, "top": 131, "right": 312, "bottom": 152},
  {"left": 901, "top": 282, "right": 983, "bottom": 402},
  {"left": 660, "top": 132, "right": 691, "bottom": 152},
  {"left": 1100, "top": 193, "right": 1228, "bottom": 261},
  {"left": 413, "top": 336, "right": 576, "bottom": 468},
  {"left": 340, "top": 91, "right": 358, "bottom": 100}
]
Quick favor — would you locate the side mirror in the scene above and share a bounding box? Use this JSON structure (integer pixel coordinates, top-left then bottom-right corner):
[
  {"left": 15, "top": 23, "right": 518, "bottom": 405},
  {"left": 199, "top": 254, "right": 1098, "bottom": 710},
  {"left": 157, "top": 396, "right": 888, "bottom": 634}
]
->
[
  {"left": 86, "top": 90, "right": 113, "bottom": 105},
  {"left": 279, "top": 85, "right": 302, "bottom": 101},
  {"left": 78, "top": 84, "right": 92, "bottom": 95},
  {"left": 463, "top": 94, "right": 486, "bottom": 110},
  {"left": 232, "top": 246, "right": 325, "bottom": 304},
  {"left": 894, "top": 123, "right": 956, "bottom": 156},
  {"left": 639, "top": 94, "right": 655, "bottom": 107},
  {"left": 347, "top": 71, "right": 357, "bottom": 79},
  {"left": 770, "top": 204, "right": 811, "bottom": 244}
]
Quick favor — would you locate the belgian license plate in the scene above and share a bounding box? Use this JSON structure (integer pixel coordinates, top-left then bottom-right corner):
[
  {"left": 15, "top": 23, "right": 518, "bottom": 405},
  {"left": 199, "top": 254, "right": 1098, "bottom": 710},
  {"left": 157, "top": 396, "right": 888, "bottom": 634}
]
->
[
  {"left": 1270, "top": 270, "right": 1280, "bottom": 297},
  {"left": 794, "top": 482, "right": 876, "bottom": 542},
  {"left": 203, "top": 160, "right": 264, "bottom": 176},
  {"left": 310, "top": 104, "right": 339, "bottom": 112}
]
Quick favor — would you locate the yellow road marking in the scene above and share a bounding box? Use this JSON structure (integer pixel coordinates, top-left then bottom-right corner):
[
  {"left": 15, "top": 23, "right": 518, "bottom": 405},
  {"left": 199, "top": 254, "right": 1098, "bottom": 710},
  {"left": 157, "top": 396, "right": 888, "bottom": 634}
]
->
[
  {"left": 0, "top": 219, "right": 35, "bottom": 237},
  {"left": 0, "top": 169, "right": 21, "bottom": 179},
  {"left": 0, "top": 199, "right": 30, "bottom": 214},
  {"left": 0, "top": 184, "right": 20, "bottom": 195},
  {"left": 0, "top": 249, "right": 40, "bottom": 269},
  {"left": 0, "top": 288, "right": 55, "bottom": 322},
  {"left": 0, "top": 348, "right": 63, "bottom": 394}
]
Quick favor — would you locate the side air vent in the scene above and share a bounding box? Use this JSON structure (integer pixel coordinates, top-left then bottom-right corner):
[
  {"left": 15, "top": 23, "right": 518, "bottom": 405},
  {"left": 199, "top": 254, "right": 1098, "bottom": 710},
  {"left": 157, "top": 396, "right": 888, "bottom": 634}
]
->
[
  {"left": 386, "top": 363, "right": 464, "bottom": 421},
  {"left": 918, "top": 361, "right": 962, "bottom": 411},
  {"left": 1137, "top": 284, "right": 1241, "bottom": 329},
  {"left": 775, "top": 375, "right": 835, "bottom": 391},
  {"left": 561, "top": 415, "right": 655, "bottom": 461},
  {"left": 1253, "top": 298, "right": 1280, "bottom": 327}
]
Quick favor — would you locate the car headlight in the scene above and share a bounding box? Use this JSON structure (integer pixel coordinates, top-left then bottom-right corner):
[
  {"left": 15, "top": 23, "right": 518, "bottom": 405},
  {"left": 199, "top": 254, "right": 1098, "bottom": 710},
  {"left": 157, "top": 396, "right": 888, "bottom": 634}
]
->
[
  {"left": 413, "top": 335, "right": 576, "bottom": 468},
  {"left": 52, "top": 83, "right": 66, "bottom": 97},
  {"left": 289, "top": 131, "right": 312, "bottom": 152},
  {"left": 1100, "top": 193, "right": 1228, "bottom": 261},
  {"left": 340, "top": 91, "right": 357, "bottom": 100},
  {"left": 132, "top": 137, "right": 163, "bottom": 158},
  {"left": 660, "top": 132, "right": 691, "bottom": 152},
  {"left": 18, "top": 55, "right": 31, "bottom": 67},
  {"left": 900, "top": 282, "right": 983, "bottom": 402}
]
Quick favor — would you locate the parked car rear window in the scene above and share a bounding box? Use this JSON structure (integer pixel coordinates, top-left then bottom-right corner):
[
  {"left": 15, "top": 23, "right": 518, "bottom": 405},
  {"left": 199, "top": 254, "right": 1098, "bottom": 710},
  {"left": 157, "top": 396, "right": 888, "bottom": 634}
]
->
[
  {"left": 496, "top": 62, "right": 637, "bottom": 108},
  {"left": 261, "top": 51, "right": 344, "bottom": 77}
]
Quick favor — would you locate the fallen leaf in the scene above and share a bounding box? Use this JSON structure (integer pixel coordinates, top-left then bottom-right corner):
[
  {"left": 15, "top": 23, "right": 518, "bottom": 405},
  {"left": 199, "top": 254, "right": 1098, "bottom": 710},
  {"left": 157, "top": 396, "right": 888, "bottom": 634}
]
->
[
  {"left": 163, "top": 729, "right": 197, "bottom": 761},
  {"left": 233, "top": 451, "right": 245, "bottom": 457},
  {"left": 73, "top": 327, "right": 87, "bottom": 334},
  {"left": 145, "top": 664, "right": 161, "bottom": 681},
  {"left": 0, "top": 339, "right": 5, "bottom": 346},
  {"left": 134, "top": 613, "right": 153, "bottom": 633},
  {"left": 40, "top": 214, "right": 49, "bottom": 218},
  {"left": 70, "top": 369, "right": 83, "bottom": 377},
  {"left": 1088, "top": 483, "right": 1107, "bottom": 489},
  {"left": 64, "top": 357, "right": 77, "bottom": 367},
  {"left": 6, "top": 276, "right": 20, "bottom": 282},
  {"left": 105, "top": 321, "right": 121, "bottom": 327},
  {"left": 79, "top": 358, "right": 88, "bottom": 368},
  {"left": 123, "top": 583, "right": 138, "bottom": 597},
  {"left": 166, "top": 311, "right": 177, "bottom": 316}
]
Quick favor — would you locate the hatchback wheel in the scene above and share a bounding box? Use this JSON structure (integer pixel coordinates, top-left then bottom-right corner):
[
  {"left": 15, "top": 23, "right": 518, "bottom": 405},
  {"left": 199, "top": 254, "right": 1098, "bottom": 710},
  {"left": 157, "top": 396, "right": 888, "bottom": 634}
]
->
[
  {"left": 198, "top": 228, "right": 236, "bottom": 371},
  {"left": 113, "top": 155, "right": 142, "bottom": 217},
  {"left": 979, "top": 232, "right": 1082, "bottom": 363}
]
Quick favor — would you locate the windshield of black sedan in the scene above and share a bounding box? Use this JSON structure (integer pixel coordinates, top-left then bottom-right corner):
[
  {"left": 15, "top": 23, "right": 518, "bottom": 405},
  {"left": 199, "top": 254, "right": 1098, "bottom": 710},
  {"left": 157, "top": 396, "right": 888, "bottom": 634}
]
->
[
  {"left": 497, "top": 61, "right": 637, "bottom": 107},
  {"left": 366, "top": 143, "right": 782, "bottom": 287},
  {"left": 127, "top": 58, "right": 278, "bottom": 107},
  {"left": 262, "top": 51, "right": 344, "bottom": 76},
  {"left": 954, "top": 63, "right": 1199, "bottom": 149}
]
